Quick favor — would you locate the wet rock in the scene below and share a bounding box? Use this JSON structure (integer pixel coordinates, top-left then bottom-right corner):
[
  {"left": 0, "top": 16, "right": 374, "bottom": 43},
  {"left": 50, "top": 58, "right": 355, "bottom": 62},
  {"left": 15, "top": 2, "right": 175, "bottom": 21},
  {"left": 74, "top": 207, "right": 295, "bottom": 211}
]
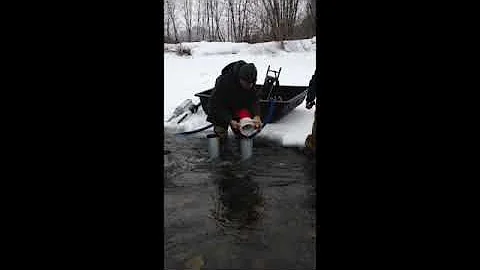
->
[{"left": 184, "top": 255, "right": 204, "bottom": 270}]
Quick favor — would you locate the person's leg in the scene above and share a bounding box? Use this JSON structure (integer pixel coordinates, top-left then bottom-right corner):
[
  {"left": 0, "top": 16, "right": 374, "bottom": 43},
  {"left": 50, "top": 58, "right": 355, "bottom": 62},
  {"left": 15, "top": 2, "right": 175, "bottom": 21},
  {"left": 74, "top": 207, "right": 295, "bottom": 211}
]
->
[
  {"left": 310, "top": 117, "right": 316, "bottom": 153},
  {"left": 214, "top": 125, "right": 229, "bottom": 156},
  {"left": 305, "top": 112, "right": 316, "bottom": 154},
  {"left": 214, "top": 125, "right": 228, "bottom": 141},
  {"left": 312, "top": 107, "right": 317, "bottom": 152}
]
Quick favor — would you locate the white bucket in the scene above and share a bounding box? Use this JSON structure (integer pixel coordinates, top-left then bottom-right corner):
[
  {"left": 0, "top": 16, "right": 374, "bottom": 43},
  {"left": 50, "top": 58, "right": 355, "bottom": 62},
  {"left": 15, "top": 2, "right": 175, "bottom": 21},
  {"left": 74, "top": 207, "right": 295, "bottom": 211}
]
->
[
  {"left": 239, "top": 117, "right": 256, "bottom": 137},
  {"left": 207, "top": 134, "right": 220, "bottom": 160},
  {"left": 240, "top": 138, "right": 253, "bottom": 160}
]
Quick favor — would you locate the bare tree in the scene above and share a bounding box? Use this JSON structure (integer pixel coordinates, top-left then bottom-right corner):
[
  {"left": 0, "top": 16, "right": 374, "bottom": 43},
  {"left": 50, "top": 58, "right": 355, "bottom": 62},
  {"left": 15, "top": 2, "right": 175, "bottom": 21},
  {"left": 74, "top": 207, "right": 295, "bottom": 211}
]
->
[
  {"left": 165, "top": 0, "right": 179, "bottom": 43},
  {"left": 165, "top": 9, "right": 171, "bottom": 42},
  {"left": 307, "top": 0, "right": 316, "bottom": 34},
  {"left": 182, "top": 0, "right": 193, "bottom": 42},
  {"left": 163, "top": 0, "right": 310, "bottom": 44},
  {"left": 210, "top": 0, "right": 215, "bottom": 41},
  {"left": 244, "top": 1, "right": 268, "bottom": 42},
  {"left": 225, "top": 0, "right": 249, "bottom": 42},
  {"left": 196, "top": 0, "right": 201, "bottom": 38},
  {"left": 260, "top": 0, "right": 300, "bottom": 41},
  {"left": 205, "top": 1, "right": 210, "bottom": 40},
  {"left": 203, "top": 0, "right": 209, "bottom": 40},
  {"left": 212, "top": 1, "right": 224, "bottom": 41},
  {"left": 238, "top": 0, "right": 246, "bottom": 41},
  {"left": 290, "top": 0, "right": 316, "bottom": 39},
  {"left": 227, "top": 0, "right": 237, "bottom": 41}
]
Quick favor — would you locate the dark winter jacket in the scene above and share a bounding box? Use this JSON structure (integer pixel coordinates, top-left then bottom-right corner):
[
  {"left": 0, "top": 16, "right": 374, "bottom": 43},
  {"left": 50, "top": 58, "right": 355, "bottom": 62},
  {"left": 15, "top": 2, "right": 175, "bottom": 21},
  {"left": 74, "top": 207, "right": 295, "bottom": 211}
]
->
[
  {"left": 306, "top": 69, "right": 319, "bottom": 112},
  {"left": 206, "top": 61, "right": 260, "bottom": 127}
]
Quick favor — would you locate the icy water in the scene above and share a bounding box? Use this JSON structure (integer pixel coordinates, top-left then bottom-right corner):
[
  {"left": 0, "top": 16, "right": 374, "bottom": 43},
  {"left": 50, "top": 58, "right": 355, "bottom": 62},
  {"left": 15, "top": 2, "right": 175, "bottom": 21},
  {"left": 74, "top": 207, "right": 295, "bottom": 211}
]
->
[{"left": 164, "top": 131, "right": 316, "bottom": 270}]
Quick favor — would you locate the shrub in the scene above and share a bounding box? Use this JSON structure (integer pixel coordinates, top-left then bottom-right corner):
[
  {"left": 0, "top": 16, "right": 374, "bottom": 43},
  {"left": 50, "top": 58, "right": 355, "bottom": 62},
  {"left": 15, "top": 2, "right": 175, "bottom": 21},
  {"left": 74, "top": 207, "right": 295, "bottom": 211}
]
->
[{"left": 176, "top": 44, "right": 191, "bottom": 56}]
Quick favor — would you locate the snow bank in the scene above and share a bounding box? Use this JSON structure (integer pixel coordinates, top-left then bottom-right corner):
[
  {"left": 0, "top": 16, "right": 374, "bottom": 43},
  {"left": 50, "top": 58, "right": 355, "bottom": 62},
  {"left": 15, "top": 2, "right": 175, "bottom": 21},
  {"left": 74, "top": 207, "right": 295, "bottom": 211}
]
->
[
  {"left": 164, "top": 37, "right": 316, "bottom": 57},
  {"left": 282, "top": 38, "right": 316, "bottom": 52}
]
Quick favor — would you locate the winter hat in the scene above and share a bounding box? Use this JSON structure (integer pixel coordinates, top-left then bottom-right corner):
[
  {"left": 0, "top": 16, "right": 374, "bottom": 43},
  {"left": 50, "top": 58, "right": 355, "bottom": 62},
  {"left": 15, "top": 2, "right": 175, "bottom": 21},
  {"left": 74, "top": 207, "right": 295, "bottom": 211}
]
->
[{"left": 238, "top": 63, "right": 257, "bottom": 83}]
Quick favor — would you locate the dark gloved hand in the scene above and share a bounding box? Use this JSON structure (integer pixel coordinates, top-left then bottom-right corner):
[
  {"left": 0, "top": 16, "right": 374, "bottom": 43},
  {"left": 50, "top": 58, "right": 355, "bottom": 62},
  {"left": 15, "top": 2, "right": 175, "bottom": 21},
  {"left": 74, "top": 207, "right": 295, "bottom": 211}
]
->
[
  {"left": 230, "top": 120, "right": 241, "bottom": 131},
  {"left": 306, "top": 100, "right": 315, "bottom": 109}
]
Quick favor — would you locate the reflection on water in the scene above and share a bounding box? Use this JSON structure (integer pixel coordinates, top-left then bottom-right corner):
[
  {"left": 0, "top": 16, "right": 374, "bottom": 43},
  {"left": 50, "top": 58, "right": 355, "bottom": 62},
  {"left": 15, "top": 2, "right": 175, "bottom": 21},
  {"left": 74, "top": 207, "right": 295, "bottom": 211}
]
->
[{"left": 212, "top": 167, "right": 264, "bottom": 230}]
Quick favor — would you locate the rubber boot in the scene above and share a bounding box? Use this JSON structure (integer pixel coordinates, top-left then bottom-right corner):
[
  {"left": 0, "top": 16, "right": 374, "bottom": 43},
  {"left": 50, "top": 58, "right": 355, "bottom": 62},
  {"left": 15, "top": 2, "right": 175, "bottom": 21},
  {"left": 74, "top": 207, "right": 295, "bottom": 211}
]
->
[
  {"left": 240, "top": 138, "right": 253, "bottom": 160},
  {"left": 207, "top": 133, "right": 220, "bottom": 161}
]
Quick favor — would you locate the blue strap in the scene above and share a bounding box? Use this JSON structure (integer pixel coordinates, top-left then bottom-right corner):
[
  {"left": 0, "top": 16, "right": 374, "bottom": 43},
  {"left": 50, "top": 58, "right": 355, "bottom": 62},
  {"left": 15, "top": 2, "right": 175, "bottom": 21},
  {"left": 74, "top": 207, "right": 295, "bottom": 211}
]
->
[
  {"left": 264, "top": 99, "right": 276, "bottom": 124},
  {"left": 245, "top": 99, "right": 276, "bottom": 139}
]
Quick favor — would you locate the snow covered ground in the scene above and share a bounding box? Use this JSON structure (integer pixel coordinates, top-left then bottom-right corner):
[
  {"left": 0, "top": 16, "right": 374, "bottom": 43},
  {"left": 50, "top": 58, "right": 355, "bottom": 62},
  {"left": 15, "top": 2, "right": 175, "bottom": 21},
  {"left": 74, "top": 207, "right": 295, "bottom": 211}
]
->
[{"left": 164, "top": 37, "right": 316, "bottom": 147}]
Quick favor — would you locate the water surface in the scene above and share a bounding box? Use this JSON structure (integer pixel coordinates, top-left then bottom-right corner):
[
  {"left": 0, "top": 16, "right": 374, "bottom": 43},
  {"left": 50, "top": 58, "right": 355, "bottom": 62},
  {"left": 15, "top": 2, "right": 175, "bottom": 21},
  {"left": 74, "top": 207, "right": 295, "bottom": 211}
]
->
[{"left": 164, "top": 131, "right": 316, "bottom": 269}]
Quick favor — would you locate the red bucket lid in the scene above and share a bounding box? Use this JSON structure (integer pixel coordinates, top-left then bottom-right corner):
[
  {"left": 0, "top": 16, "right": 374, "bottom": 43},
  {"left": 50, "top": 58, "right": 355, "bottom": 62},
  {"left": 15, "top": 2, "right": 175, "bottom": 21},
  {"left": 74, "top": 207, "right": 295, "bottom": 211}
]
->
[{"left": 236, "top": 109, "right": 252, "bottom": 119}]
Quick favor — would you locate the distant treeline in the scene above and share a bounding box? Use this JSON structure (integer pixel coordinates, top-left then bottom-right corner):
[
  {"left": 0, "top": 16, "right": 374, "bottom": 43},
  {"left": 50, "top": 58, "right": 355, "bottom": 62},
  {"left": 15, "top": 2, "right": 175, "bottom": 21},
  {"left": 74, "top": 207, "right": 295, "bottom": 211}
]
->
[{"left": 164, "top": 0, "right": 316, "bottom": 44}]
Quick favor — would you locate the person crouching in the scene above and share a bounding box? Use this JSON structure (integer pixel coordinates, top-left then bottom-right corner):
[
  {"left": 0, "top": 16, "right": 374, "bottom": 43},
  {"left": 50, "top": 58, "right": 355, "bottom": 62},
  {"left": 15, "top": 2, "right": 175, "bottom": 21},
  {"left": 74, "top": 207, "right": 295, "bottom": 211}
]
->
[{"left": 206, "top": 61, "right": 263, "bottom": 150}]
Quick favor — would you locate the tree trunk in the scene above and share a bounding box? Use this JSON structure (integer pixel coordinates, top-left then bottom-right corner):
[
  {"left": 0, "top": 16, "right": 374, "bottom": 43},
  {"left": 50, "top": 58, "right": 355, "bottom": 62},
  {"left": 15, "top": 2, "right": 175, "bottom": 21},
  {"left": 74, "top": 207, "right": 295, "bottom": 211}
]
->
[
  {"left": 166, "top": 17, "right": 171, "bottom": 42},
  {"left": 166, "top": 0, "right": 179, "bottom": 43},
  {"left": 213, "top": 1, "right": 223, "bottom": 41},
  {"left": 228, "top": 0, "right": 237, "bottom": 42}
]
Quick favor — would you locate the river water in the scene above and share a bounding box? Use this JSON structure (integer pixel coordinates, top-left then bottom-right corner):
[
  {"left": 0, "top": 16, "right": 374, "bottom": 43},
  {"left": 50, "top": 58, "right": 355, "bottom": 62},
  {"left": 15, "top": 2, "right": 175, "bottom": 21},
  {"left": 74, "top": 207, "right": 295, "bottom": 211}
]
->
[{"left": 164, "top": 130, "right": 316, "bottom": 269}]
